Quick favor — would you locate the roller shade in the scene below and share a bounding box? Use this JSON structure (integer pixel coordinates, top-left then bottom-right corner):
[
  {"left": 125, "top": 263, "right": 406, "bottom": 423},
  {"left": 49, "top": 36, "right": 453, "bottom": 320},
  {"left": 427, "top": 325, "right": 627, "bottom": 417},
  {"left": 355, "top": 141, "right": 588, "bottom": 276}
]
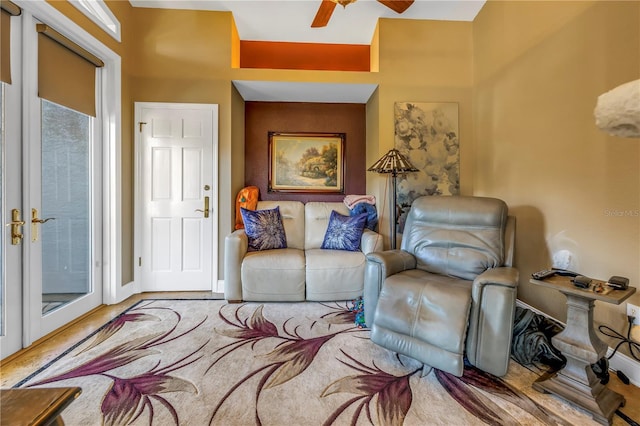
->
[
  {"left": 1, "top": 1, "right": 21, "bottom": 84},
  {"left": 37, "top": 24, "right": 104, "bottom": 116}
]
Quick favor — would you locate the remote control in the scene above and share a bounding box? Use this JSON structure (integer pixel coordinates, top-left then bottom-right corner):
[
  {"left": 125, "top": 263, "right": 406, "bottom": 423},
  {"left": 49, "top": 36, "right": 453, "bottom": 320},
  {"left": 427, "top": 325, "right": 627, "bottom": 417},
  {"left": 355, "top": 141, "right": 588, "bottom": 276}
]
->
[
  {"left": 532, "top": 269, "right": 557, "bottom": 280},
  {"left": 552, "top": 268, "right": 579, "bottom": 277}
]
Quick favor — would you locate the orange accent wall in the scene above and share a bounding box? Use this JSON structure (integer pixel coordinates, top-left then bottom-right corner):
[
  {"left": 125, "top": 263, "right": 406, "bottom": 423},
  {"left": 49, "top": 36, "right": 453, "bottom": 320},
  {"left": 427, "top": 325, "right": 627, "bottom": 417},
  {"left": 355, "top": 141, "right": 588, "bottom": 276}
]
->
[{"left": 240, "top": 40, "right": 370, "bottom": 71}]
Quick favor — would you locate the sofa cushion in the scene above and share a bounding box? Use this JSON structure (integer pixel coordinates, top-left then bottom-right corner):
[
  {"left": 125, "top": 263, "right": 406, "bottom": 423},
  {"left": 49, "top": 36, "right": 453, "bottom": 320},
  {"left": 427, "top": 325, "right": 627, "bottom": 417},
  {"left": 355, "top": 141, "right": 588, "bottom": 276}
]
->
[
  {"left": 305, "top": 202, "right": 350, "bottom": 249},
  {"left": 257, "top": 201, "right": 305, "bottom": 250},
  {"left": 241, "top": 248, "right": 306, "bottom": 301},
  {"left": 321, "top": 210, "right": 367, "bottom": 251},
  {"left": 241, "top": 206, "right": 287, "bottom": 251},
  {"left": 305, "top": 248, "right": 366, "bottom": 301}
]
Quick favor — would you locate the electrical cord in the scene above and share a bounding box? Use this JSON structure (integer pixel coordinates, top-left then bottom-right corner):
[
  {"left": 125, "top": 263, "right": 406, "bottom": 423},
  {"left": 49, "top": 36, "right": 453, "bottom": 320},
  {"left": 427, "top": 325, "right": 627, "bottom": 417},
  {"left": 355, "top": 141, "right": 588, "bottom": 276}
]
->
[
  {"left": 599, "top": 315, "right": 640, "bottom": 361},
  {"left": 596, "top": 315, "right": 640, "bottom": 385}
]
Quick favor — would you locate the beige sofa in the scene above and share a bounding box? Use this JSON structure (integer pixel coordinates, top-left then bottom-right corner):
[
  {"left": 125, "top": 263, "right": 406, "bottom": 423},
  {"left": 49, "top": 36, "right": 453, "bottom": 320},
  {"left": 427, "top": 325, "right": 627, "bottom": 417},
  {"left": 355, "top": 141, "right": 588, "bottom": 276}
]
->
[{"left": 224, "top": 201, "right": 383, "bottom": 302}]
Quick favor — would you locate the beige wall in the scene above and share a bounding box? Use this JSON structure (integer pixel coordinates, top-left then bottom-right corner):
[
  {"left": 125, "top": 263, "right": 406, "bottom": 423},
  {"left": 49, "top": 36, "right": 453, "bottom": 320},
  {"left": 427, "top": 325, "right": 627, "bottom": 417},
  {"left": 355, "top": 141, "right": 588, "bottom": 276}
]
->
[
  {"left": 110, "top": 0, "right": 134, "bottom": 284},
  {"left": 371, "top": 18, "right": 474, "bottom": 248},
  {"left": 473, "top": 0, "right": 640, "bottom": 348}
]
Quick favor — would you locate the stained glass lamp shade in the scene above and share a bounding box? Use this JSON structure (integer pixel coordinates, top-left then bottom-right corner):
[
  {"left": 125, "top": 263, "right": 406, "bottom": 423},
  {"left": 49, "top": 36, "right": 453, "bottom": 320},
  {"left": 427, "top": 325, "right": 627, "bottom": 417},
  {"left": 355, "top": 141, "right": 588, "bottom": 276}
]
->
[{"left": 367, "top": 149, "right": 418, "bottom": 249}]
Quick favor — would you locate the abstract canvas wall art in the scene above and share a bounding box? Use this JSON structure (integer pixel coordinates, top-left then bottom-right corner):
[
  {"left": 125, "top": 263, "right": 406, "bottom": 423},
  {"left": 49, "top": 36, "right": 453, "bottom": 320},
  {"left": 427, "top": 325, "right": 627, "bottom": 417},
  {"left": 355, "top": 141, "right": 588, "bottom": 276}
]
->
[{"left": 394, "top": 102, "right": 460, "bottom": 232}]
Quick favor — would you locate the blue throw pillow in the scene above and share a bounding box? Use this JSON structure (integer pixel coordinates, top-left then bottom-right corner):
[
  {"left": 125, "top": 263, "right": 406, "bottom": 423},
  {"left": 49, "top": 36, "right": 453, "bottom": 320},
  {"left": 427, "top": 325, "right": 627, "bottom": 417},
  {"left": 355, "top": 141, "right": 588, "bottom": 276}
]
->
[
  {"left": 240, "top": 207, "right": 287, "bottom": 251},
  {"left": 321, "top": 210, "right": 367, "bottom": 252}
]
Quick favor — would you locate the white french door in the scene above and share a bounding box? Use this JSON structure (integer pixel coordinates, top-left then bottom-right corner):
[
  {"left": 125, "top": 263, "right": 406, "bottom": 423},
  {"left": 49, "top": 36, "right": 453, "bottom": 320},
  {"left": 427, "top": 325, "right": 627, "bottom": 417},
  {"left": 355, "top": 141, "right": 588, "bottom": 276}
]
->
[
  {"left": 136, "top": 103, "right": 218, "bottom": 292},
  {"left": 24, "top": 98, "right": 103, "bottom": 341},
  {"left": 0, "top": 78, "right": 23, "bottom": 359},
  {"left": 1, "top": 4, "right": 107, "bottom": 359}
]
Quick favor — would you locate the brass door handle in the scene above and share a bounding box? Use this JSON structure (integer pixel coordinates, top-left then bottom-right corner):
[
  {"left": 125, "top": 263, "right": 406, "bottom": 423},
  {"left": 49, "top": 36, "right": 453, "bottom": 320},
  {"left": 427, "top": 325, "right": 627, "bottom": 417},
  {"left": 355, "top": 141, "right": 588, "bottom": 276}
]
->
[
  {"left": 195, "top": 196, "right": 210, "bottom": 218},
  {"left": 31, "top": 208, "right": 56, "bottom": 242},
  {"left": 32, "top": 218, "right": 55, "bottom": 224},
  {"left": 5, "top": 209, "right": 25, "bottom": 245}
]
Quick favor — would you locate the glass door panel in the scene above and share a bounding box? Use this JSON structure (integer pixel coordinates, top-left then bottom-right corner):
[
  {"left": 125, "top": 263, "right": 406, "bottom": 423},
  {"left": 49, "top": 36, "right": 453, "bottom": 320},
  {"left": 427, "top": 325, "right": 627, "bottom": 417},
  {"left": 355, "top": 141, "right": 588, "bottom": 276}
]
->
[{"left": 40, "top": 100, "right": 91, "bottom": 315}]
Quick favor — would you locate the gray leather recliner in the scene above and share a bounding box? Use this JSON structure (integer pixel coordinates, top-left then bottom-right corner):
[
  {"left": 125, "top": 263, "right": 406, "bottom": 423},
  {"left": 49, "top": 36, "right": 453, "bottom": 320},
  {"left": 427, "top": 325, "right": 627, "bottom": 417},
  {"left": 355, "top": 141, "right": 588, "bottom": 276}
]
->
[{"left": 364, "top": 195, "right": 518, "bottom": 377}]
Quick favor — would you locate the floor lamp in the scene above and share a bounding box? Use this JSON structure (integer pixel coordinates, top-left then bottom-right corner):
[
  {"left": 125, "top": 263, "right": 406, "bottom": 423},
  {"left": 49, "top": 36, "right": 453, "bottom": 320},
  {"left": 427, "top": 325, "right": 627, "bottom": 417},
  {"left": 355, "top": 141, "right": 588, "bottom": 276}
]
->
[{"left": 367, "top": 149, "right": 418, "bottom": 249}]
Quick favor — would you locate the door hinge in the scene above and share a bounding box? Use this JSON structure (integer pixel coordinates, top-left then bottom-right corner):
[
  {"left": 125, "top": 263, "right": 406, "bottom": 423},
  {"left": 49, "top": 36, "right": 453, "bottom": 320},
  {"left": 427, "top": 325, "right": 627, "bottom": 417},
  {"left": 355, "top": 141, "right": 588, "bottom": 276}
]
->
[
  {"left": 139, "top": 257, "right": 142, "bottom": 267},
  {"left": 139, "top": 122, "right": 147, "bottom": 132}
]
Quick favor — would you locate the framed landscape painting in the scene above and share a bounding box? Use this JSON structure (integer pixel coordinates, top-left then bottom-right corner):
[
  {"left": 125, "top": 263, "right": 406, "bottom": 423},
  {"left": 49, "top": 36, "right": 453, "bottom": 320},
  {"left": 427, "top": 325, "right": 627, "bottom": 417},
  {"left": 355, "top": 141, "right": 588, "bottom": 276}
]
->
[{"left": 268, "top": 132, "right": 345, "bottom": 193}]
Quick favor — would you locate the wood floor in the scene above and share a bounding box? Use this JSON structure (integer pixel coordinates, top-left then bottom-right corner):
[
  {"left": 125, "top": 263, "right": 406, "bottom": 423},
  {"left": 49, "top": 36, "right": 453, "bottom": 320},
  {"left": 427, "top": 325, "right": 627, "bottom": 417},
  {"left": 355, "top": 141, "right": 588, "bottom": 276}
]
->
[
  {"left": 1, "top": 291, "right": 639, "bottom": 424},
  {"left": 0, "top": 292, "right": 222, "bottom": 388}
]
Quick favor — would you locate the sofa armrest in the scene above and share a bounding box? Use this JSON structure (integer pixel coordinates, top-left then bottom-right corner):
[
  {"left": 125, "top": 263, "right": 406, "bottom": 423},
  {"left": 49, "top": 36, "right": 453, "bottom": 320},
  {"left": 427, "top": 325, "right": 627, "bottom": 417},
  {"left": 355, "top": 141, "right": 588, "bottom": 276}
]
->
[
  {"left": 466, "top": 266, "right": 519, "bottom": 376},
  {"left": 361, "top": 229, "right": 383, "bottom": 254},
  {"left": 363, "top": 250, "right": 417, "bottom": 327},
  {"left": 224, "top": 230, "right": 249, "bottom": 301}
]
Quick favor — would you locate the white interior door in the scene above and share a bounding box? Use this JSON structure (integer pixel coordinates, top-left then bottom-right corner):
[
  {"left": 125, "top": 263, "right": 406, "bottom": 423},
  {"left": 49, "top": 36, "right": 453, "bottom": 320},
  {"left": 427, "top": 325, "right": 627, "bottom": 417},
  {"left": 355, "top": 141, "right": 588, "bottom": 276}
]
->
[{"left": 137, "top": 103, "right": 218, "bottom": 292}]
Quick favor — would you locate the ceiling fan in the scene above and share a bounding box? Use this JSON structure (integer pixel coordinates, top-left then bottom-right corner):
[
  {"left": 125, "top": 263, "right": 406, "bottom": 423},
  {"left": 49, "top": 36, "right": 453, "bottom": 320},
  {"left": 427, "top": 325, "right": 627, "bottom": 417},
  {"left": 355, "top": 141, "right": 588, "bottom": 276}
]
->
[{"left": 311, "top": 0, "right": 415, "bottom": 28}]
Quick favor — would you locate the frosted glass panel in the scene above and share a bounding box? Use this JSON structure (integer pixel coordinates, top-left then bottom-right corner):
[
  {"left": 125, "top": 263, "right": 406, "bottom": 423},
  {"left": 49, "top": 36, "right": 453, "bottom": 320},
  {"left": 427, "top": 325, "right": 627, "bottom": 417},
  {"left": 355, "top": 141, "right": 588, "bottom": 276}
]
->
[{"left": 41, "top": 100, "right": 91, "bottom": 314}]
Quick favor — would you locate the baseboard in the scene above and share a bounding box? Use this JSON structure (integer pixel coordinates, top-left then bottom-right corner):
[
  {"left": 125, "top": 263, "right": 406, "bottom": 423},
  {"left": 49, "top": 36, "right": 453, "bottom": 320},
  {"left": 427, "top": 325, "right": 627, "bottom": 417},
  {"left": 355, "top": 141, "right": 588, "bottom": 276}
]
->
[
  {"left": 516, "top": 299, "right": 640, "bottom": 387},
  {"left": 216, "top": 279, "right": 225, "bottom": 294}
]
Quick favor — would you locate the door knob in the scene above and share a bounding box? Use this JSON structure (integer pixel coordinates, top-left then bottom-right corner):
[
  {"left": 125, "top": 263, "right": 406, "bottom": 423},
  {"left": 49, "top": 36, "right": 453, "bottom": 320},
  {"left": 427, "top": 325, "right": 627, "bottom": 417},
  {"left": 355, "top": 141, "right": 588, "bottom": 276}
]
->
[
  {"left": 5, "top": 209, "right": 25, "bottom": 245},
  {"left": 31, "top": 208, "right": 56, "bottom": 242},
  {"left": 195, "top": 196, "right": 210, "bottom": 218}
]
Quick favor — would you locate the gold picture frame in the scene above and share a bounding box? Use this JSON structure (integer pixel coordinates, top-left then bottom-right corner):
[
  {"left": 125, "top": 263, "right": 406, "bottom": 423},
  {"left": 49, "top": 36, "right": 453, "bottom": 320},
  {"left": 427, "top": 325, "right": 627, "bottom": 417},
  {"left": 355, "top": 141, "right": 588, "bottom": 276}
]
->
[{"left": 268, "top": 132, "right": 345, "bottom": 193}]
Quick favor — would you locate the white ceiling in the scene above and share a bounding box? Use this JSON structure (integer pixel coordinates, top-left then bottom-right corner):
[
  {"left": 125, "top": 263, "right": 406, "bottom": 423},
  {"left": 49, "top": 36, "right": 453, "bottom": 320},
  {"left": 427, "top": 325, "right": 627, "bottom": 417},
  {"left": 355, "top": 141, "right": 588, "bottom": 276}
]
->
[
  {"left": 129, "top": 1, "right": 486, "bottom": 102},
  {"left": 129, "top": 0, "right": 486, "bottom": 45},
  {"left": 232, "top": 81, "right": 379, "bottom": 102}
]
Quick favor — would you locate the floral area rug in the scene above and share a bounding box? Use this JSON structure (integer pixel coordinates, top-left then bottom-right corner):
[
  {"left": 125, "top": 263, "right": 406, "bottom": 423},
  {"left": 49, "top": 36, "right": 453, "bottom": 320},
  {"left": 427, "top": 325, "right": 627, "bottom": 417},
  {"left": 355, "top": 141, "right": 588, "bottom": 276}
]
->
[{"left": 15, "top": 299, "right": 617, "bottom": 425}]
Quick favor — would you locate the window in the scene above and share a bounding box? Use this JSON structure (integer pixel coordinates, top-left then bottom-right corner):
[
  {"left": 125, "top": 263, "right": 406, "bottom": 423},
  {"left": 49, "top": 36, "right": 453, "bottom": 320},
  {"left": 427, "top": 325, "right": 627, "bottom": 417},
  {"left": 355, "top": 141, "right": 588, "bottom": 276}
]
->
[{"left": 69, "top": 0, "right": 120, "bottom": 42}]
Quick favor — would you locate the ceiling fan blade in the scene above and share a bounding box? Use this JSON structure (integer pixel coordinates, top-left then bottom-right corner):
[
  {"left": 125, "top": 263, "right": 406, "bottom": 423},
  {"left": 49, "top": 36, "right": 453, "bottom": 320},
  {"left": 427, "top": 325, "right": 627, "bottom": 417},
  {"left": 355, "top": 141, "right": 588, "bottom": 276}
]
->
[
  {"left": 377, "top": 0, "right": 414, "bottom": 14},
  {"left": 311, "top": 0, "right": 337, "bottom": 28}
]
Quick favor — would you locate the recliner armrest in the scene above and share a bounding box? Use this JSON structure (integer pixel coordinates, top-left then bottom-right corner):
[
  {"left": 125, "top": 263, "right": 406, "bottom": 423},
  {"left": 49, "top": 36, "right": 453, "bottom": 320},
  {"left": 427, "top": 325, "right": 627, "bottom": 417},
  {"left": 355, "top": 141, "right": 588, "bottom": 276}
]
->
[
  {"left": 224, "top": 230, "right": 249, "bottom": 301},
  {"left": 366, "top": 250, "right": 417, "bottom": 277},
  {"left": 363, "top": 250, "right": 417, "bottom": 327},
  {"left": 472, "top": 266, "right": 519, "bottom": 293},
  {"left": 467, "top": 266, "right": 519, "bottom": 377}
]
